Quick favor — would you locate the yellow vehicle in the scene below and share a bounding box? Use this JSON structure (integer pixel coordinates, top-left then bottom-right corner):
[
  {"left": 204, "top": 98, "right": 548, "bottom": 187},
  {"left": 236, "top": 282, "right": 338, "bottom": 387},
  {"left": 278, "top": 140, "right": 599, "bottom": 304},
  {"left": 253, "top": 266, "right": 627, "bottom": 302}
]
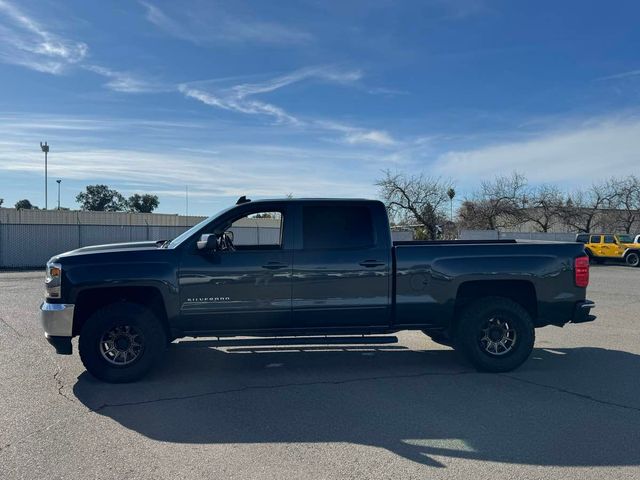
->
[{"left": 576, "top": 233, "right": 640, "bottom": 267}]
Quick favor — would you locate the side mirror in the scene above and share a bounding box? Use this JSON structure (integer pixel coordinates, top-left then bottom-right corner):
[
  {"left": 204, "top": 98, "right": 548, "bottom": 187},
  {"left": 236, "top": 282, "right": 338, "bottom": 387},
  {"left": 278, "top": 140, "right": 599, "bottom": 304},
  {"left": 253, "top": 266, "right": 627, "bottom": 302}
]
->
[{"left": 197, "top": 234, "right": 218, "bottom": 251}]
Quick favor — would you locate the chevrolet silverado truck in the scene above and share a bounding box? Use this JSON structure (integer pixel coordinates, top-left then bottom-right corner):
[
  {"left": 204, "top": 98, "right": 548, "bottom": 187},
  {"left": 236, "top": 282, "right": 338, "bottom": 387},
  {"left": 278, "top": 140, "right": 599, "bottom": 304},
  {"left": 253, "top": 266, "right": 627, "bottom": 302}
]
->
[{"left": 41, "top": 198, "right": 595, "bottom": 382}]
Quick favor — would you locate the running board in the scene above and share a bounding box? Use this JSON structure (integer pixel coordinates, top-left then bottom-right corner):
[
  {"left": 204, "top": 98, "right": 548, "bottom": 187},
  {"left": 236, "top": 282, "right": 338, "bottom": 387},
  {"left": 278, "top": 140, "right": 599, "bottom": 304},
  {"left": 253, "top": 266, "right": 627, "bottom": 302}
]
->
[{"left": 176, "top": 335, "right": 399, "bottom": 348}]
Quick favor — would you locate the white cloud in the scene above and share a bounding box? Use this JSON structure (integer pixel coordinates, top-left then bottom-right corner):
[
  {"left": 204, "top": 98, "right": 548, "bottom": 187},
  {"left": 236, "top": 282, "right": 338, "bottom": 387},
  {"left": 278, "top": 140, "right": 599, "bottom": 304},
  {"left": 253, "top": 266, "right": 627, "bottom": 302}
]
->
[
  {"left": 344, "top": 130, "right": 396, "bottom": 146},
  {"left": 315, "top": 120, "right": 397, "bottom": 147},
  {"left": 432, "top": 117, "right": 640, "bottom": 185},
  {"left": 178, "top": 66, "right": 363, "bottom": 125},
  {"left": 178, "top": 84, "right": 299, "bottom": 124},
  {"left": 140, "top": 1, "right": 313, "bottom": 45},
  {"left": 84, "top": 65, "right": 166, "bottom": 93},
  {"left": 0, "top": 112, "right": 386, "bottom": 206},
  {"left": 597, "top": 69, "right": 640, "bottom": 81},
  {"left": 0, "top": 0, "right": 87, "bottom": 74}
]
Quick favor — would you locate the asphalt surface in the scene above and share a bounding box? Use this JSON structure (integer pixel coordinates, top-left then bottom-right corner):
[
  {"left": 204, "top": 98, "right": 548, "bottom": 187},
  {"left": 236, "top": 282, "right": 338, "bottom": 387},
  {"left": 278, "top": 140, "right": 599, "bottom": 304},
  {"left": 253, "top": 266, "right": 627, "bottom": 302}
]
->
[{"left": 1, "top": 265, "right": 639, "bottom": 479}]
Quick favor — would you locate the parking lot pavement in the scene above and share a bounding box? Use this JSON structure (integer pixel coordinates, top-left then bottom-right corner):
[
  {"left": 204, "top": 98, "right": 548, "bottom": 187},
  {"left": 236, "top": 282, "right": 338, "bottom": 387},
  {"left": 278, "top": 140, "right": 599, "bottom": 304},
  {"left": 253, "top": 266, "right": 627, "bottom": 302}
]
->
[{"left": 1, "top": 266, "right": 639, "bottom": 480}]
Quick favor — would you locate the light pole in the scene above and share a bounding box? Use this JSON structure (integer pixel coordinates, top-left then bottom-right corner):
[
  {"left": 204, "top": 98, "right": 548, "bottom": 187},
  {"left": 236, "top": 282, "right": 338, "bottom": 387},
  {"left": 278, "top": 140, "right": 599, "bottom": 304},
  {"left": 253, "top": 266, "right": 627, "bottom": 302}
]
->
[
  {"left": 40, "top": 142, "right": 49, "bottom": 209},
  {"left": 56, "top": 179, "right": 62, "bottom": 210}
]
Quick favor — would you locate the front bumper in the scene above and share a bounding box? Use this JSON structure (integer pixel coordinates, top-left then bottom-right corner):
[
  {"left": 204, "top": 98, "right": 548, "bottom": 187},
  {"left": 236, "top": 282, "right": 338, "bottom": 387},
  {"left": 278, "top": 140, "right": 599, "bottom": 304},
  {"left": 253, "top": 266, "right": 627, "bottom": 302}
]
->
[
  {"left": 571, "top": 300, "right": 596, "bottom": 324},
  {"left": 40, "top": 302, "right": 74, "bottom": 355}
]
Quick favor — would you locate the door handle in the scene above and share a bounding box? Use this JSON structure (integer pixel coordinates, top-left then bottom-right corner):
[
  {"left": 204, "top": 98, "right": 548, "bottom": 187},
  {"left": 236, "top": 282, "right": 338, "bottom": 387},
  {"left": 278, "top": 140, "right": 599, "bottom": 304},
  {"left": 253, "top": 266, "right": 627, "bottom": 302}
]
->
[
  {"left": 359, "top": 260, "right": 385, "bottom": 268},
  {"left": 262, "top": 262, "right": 288, "bottom": 270}
]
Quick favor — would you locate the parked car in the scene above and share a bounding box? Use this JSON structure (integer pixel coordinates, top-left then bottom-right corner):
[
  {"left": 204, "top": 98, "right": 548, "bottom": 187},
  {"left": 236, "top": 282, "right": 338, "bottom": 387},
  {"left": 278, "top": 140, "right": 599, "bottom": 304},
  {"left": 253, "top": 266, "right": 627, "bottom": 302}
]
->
[
  {"left": 41, "top": 197, "right": 595, "bottom": 382},
  {"left": 576, "top": 233, "right": 640, "bottom": 267}
]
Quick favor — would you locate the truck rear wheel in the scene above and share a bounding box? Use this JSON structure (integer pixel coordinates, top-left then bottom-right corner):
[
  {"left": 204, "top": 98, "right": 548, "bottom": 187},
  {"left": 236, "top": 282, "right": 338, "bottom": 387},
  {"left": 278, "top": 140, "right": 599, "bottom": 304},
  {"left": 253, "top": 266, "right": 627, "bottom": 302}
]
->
[
  {"left": 79, "top": 302, "right": 166, "bottom": 383},
  {"left": 455, "top": 297, "right": 535, "bottom": 372}
]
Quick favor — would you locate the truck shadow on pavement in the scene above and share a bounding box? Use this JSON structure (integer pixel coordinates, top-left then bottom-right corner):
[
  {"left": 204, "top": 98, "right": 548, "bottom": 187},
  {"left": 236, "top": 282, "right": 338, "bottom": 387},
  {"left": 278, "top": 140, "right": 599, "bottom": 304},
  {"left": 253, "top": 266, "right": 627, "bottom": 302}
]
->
[{"left": 73, "top": 344, "right": 640, "bottom": 469}]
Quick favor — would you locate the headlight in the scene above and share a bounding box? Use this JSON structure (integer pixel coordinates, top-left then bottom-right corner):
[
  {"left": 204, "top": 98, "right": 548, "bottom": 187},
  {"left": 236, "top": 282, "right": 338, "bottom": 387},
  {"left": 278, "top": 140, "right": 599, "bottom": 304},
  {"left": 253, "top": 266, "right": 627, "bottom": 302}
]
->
[{"left": 45, "top": 262, "right": 62, "bottom": 299}]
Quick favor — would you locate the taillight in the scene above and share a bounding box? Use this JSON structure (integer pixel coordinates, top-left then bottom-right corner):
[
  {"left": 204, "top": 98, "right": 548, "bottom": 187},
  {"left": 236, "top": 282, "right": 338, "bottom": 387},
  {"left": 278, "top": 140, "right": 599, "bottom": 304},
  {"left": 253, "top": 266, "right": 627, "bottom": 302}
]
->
[{"left": 575, "top": 256, "right": 589, "bottom": 287}]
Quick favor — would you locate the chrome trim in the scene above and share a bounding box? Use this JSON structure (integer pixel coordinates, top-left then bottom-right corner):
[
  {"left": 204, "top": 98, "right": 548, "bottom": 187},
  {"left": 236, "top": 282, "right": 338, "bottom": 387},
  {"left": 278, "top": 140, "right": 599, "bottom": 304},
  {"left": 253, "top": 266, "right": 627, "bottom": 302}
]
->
[
  {"left": 580, "top": 300, "right": 595, "bottom": 309},
  {"left": 40, "top": 302, "right": 75, "bottom": 337}
]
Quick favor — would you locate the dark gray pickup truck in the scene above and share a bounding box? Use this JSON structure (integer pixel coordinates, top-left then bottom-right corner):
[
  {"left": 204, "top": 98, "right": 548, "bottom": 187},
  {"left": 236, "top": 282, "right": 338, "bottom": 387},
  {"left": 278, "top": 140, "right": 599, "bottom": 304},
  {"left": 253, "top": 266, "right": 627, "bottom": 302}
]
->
[{"left": 41, "top": 197, "right": 595, "bottom": 382}]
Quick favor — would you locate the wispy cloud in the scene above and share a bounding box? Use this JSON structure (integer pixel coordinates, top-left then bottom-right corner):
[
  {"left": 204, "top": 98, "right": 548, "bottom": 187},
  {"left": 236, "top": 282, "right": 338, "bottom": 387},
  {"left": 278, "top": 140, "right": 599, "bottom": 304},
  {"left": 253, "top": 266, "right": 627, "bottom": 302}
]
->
[
  {"left": 179, "top": 66, "right": 362, "bottom": 125},
  {"left": 344, "top": 130, "right": 396, "bottom": 146},
  {"left": 0, "top": 141, "right": 378, "bottom": 202},
  {"left": 315, "top": 120, "right": 397, "bottom": 147},
  {"left": 84, "top": 65, "right": 167, "bottom": 93},
  {"left": 178, "top": 67, "right": 398, "bottom": 147},
  {"left": 140, "top": 0, "right": 313, "bottom": 46},
  {"left": 0, "top": 0, "right": 87, "bottom": 74},
  {"left": 597, "top": 69, "right": 640, "bottom": 81}
]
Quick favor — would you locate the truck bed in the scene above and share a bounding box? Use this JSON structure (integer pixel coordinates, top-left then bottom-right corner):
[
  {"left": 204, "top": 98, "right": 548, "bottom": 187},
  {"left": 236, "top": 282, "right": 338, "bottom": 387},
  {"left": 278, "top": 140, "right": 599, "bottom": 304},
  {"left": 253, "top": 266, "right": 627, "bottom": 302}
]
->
[{"left": 392, "top": 240, "right": 587, "bottom": 329}]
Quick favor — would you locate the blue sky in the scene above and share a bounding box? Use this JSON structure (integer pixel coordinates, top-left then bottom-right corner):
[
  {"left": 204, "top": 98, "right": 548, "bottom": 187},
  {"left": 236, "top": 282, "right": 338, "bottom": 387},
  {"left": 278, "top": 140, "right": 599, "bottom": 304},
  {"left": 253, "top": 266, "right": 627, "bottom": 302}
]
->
[{"left": 1, "top": 0, "right": 639, "bottom": 215}]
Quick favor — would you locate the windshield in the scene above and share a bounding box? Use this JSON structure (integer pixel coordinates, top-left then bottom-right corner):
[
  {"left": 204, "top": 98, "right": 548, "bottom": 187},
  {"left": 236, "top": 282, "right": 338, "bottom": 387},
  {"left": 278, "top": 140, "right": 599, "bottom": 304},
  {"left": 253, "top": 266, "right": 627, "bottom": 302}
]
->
[
  {"left": 166, "top": 205, "right": 235, "bottom": 249},
  {"left": 617, "top": 234, "right": 634, "bottom": 243}
]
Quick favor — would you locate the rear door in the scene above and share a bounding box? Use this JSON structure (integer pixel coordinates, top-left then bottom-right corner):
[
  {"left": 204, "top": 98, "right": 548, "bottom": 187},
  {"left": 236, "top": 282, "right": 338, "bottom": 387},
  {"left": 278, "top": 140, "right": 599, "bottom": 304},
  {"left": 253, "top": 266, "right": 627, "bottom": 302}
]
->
[{"left": 291, "top": 203, "right": 391, "bottom": 329}]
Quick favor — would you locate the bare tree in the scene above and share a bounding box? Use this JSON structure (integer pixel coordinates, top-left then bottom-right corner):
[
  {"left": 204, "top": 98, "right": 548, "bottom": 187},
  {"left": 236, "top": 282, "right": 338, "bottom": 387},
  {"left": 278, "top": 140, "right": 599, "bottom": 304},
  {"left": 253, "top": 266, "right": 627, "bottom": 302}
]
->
[
  {"left": 459, "top": 172, "right": 527, "bottom": 230},
  {"left": 608, "top": 176, "right": 640, "bottom": 233},
  {"left": 376, "top": 170, "right": 452, "bottom": 240},
  {"left": 559, "top": 181, "right": 616, "bottom": 233},
  {"left": 522, "top": 184, "right": 563, "bottom": 232}
]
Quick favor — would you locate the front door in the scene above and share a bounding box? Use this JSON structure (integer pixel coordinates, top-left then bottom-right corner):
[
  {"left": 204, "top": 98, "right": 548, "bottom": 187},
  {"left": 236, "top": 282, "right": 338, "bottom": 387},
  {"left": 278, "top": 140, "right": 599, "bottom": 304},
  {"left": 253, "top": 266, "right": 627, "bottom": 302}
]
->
[{"left": 178, "top": 209, "right": 293, "bottom": 332}]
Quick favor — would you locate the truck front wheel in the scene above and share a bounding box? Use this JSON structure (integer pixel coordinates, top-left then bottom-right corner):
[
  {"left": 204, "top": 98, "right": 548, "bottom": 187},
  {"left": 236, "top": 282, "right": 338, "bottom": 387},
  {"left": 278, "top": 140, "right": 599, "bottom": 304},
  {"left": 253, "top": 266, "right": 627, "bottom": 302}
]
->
[
  {"left": 79, "top": 302, "right": 166, "bottom": 383},
  {"left": 455, "top": 297, "right": 535, "bottom": 372}
]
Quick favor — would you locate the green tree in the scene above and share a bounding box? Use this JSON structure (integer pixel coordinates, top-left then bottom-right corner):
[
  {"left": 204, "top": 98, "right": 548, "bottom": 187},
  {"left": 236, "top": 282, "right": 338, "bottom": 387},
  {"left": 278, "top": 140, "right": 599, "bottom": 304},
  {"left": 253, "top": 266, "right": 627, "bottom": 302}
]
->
[
  {"left": 0, "top": 198, "right": 4, "bottom": 207},
  {"left": 15, "top": 199, "right": 36, "bottom": 210},
  {"left": 76, "top": 185, "right": 126, "bottom": 211},
  {"left": 127, "top": 193, "right": 159, "bottom": 213}
]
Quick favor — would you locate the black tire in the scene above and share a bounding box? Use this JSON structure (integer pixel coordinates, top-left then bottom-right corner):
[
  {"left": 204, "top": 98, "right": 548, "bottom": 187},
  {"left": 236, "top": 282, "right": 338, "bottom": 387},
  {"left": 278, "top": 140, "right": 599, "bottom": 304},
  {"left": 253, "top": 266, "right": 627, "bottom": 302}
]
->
[
  {"left": 79, "top": 302, "right": 166, "bottom": 383},
  {"left": 454, "top": 297, "right": 535, "bottom": 372},
  {"left": 625, "top": 252, "right": 640, "bottom": 267}
]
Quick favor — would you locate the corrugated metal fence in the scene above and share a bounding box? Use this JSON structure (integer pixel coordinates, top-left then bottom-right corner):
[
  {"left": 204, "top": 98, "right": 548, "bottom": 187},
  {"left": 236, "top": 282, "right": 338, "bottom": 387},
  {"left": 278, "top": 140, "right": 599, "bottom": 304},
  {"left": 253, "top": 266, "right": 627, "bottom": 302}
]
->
[
  {"left": 0, "top": 223, "right": 282, "bottom": 268},
  {"left": 460, "top": 229, "right": 577, "bottom": 242},
  {"left": 0, "top": 224, "right": 188, "bottom": 268}
]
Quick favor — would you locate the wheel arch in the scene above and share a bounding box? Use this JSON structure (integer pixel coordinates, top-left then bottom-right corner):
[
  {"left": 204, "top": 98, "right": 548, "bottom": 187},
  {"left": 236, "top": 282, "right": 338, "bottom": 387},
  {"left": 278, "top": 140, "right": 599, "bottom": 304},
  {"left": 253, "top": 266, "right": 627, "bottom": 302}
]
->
[
  {"left": 73, "top": 286, "right": 170, "bottom": 339},
  {"left": 454, "top": 280, "right": 538, "bottom": 328}
]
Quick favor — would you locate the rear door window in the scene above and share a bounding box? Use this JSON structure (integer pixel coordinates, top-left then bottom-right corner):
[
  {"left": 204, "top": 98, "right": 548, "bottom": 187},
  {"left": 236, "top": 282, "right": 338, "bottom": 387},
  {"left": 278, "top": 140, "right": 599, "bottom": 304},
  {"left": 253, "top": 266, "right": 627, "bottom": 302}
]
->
[
  {"left": 603, "top": 235, "right": 616, "bottom": 244},
  {"left": 589, "top": 235, "right": 602, "bottom": 243},
  {"left": 302, "top": 206, "right": 375, "bottom": 249}
]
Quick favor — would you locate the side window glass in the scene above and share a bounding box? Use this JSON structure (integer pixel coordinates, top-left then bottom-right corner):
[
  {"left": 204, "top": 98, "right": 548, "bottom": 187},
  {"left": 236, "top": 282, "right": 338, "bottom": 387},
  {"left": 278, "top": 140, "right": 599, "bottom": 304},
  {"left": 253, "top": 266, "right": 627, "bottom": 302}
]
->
[
  {"left": 229, "top": 211, "right": 283, "bottom": 249},
  {"left": 302, "top": 206, "right": 374, "bottom": 249},
  {"left": 589, "top": 235, "right": 601, "bottom": 243},
  {"left": 603, "top": 235, "right": 616, "bottom": 244}
]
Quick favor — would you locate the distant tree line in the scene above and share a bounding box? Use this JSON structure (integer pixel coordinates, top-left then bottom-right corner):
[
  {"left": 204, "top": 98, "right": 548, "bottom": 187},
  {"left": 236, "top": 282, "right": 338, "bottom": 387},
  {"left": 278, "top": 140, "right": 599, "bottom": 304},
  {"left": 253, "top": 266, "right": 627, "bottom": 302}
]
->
[
  {"left": 76, "top": 185, "right": 159, "bottom": 213},
  {"left": 3, "top": 185, "right": 160, "bottom": 213},
  {"left": 377, "top": 170, "right": 640, "bottom": 238}
]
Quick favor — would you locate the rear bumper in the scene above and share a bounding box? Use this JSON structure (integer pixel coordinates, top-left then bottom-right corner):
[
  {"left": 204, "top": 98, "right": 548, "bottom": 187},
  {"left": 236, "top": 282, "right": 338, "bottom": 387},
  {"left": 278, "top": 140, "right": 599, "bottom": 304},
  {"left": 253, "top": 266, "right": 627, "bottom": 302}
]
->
[
  {"left": 571, "top": 300, "right": 596, "bottom": 324},
  {"left": 40, "top": 302, "right": 74, "bottom": 355}
]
